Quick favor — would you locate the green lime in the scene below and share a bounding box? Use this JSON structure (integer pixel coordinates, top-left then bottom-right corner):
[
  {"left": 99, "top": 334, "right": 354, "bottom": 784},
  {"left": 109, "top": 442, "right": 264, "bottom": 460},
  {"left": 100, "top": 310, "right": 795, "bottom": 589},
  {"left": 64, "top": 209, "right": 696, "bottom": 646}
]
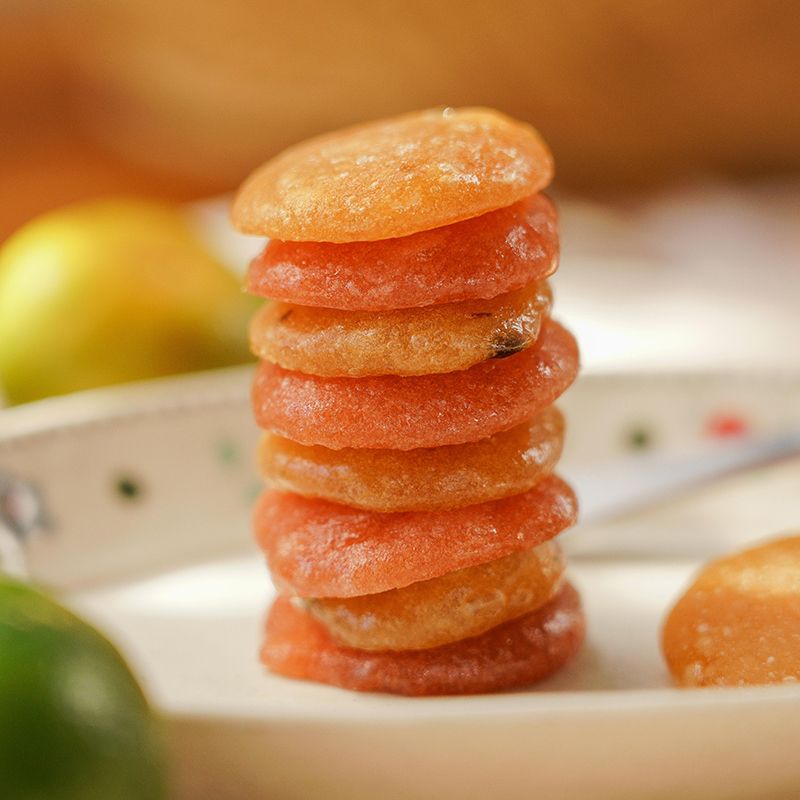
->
[{"left": 0, "top": 576, "right": 168, "bottom": 800}]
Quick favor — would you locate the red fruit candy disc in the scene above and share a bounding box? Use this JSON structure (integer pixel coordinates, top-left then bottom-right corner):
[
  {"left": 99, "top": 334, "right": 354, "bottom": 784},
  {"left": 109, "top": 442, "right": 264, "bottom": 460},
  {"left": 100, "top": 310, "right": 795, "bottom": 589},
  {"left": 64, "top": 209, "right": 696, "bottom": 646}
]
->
[
  {"left": 261, "top": 583, "right": 585, "bottom": 696},
  {"left": 251, "top": 319, "right": 579, "bottom": 450},
  {"left": 253, "top": 474, "right": 578, "bottom": 598},
  {"left": 246, "top": 194, "right": 559, "bottom": 310}
]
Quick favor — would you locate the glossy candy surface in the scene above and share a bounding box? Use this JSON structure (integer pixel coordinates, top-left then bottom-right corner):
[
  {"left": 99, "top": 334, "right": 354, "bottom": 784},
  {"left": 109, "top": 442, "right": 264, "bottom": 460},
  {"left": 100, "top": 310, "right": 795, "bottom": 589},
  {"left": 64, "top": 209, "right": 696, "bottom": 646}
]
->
[
  {"left": 251, "top": 319, "right": 578, "bottom": 450},
  {"left": 245, "top": 194, "right": 558, "bottom": 310},
  {"left": 662, "top": 536, "right": 800, "bottom": 687},
  {"left": 231, "top": 107, "right": 554, "bottom": 242},
  {"left": 305, "top": 541, "right": 565, "bottom": 651},
  {"left": 261, "top": 583, "right": 584, "bottom": 696},
  {"left": 249, "top": 281, "right": 552, "bottom": 377},
  {"left": 238, "top": 104, "right": 580, "bottom": 696},
  {"left": 253, "top": 475, "right": 577, "bottom": 598},
  {"left": 257, "top": 406, "right": 564, "bottom": 512}
]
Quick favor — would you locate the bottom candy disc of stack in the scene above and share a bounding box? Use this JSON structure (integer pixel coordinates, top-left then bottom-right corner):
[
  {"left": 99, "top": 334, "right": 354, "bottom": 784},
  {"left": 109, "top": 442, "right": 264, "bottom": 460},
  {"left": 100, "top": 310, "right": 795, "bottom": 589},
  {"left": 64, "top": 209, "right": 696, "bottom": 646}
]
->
[{"left": 261, "top": 583, "right": 585, "bottom": 696}]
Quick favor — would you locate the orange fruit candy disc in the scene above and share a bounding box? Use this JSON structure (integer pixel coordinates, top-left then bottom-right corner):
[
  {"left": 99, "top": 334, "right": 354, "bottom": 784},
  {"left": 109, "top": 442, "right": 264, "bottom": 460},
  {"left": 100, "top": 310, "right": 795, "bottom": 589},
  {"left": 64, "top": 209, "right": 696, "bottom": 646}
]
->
[
  {"left": 256, "top": 406, "right": 564, "bottom": 512},
  {"left": 261, "top": 582, "right": 585, "bottom": 696},
  {"left": 305, "top": 541, "right": 566, "bottom": 651},
  {"left": 253, "top": 475, "right": 577, "bottom": 598},
  {"left": 662, "top": 536, "right": 800, "bottom": 687},
  {"left": 251, "top": 318, "right": 578, "bottom": 450},
  {"left": 249, "top": 281, "right": 552, "bottom": 378},
  {"left": 245, "top": 194, "right": 558, "bottom": 310},
  {"left": 231, "top": 107, "right": 554, "bottom": 242}
]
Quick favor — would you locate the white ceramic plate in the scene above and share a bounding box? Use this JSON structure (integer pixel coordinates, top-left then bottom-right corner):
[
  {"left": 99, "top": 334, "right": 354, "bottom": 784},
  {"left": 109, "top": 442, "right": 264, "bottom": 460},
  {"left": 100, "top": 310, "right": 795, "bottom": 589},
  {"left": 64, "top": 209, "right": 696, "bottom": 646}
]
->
[{"left": 2, "top": 367, "right": 800, "bottom": 800}]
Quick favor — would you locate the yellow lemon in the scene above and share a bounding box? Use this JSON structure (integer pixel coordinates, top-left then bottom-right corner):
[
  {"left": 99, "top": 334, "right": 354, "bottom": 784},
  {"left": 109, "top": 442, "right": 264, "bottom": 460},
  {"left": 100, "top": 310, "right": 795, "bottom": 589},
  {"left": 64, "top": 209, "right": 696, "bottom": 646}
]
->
[
  {"left": 0, "top": 576, "right": 168, "bottom": 800},
  {"left": 0, "top": 197, "right": 260, "bottom": 405}
]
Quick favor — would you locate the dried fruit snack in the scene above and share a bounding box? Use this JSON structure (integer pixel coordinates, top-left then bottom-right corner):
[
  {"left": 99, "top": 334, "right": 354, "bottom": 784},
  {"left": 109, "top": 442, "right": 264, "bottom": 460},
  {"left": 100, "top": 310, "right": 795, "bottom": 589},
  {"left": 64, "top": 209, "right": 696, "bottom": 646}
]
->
[
  {"left": 249, "top": 280, "right": 553, "bottom": 378},
  {"left": 232, "top": 106, "right": 584, "bottom": 695},
  {"left": 304, "top": 541, "right": 567, "bottom": 651},
  {"left": 254, "top": 478, "right": 577, "bottom": 598},
  {"left": 232, "top": 107, "right": 554, "bottom": 242},
  {"left": 662, "top": 536, "right": 800, "bottom": 687},
  {"left": 256, "top": 406, "right": 565, "bottom": 512},
  {"left": 245, "top": 194, "right": 559, "bottom": 310},
  {"left": 251, "top": 319, "right": 578, "bottom": 450}
]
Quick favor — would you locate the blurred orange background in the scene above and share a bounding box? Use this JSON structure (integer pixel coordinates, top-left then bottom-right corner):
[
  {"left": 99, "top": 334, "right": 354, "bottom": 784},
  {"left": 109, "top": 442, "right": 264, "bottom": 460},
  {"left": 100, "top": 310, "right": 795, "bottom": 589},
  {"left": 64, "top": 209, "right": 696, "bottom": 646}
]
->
[{"left": 3, "top": 0, "right": 800, "bottom": 244}]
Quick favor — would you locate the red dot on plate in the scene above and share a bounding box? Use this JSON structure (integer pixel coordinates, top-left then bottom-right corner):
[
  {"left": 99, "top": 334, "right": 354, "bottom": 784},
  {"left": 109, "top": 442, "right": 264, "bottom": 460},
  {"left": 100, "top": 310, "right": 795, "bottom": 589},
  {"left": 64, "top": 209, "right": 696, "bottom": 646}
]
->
[{"left": 705, "top": 412, "right": 750, "bottom": 438}]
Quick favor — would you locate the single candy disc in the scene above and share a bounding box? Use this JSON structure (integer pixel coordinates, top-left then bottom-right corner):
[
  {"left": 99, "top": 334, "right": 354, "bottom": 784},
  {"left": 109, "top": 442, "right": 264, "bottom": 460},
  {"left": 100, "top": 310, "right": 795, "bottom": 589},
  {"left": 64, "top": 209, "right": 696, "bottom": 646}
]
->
[
  {"left": 249, "top": 281, "right": 552, "bottom": 377},
  {"left": 305, "top": 541, "right": 566, "bottom": 651},
  {"left": 245, "top": 194, "right": 558, "bottom": 310},
  {"left": 231, "top": 107, "right": 554, "bottom": 242},
  {"left": 253, "top": 475, "right": 577, "bottom": 598},
  {"left": 261, "top": 582, "right": 585, "bottom": 696},
  {"left": 662, "top": 535, "right": 800, "bottom": 687},
  {"left": 257, "top": 406, "right": 564, "bottom": 512},
  {"left": 251, "top": 319, "right": 578, "bottom": 450}
]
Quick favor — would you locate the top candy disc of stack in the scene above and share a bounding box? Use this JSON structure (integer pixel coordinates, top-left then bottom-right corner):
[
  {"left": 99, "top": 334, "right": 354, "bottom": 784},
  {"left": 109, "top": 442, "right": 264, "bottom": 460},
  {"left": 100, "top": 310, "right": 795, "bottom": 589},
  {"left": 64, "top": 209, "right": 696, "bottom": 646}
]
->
[{"left": 230, "top": 107, "right": 554, "bottom": 242}]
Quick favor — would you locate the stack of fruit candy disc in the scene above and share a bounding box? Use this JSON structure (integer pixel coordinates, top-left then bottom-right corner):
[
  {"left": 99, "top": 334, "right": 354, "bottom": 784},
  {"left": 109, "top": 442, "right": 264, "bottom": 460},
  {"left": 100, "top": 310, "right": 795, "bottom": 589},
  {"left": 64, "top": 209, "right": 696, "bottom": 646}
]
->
[{"left": 232, "top": 107, "right": 585, "bottom": 696}]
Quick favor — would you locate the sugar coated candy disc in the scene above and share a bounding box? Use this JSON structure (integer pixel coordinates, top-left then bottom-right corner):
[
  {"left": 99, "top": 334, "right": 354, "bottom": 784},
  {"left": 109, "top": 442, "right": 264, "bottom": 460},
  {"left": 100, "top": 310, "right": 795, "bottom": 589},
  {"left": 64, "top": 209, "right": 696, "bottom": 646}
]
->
[
  {"left": 256, "top": 406, "right": 564, "bottom": 512},
  {"left": 249, "top": 281, "right": 552, "bottom": 377},
  {"left": 253, "top": 475, "right": 577, "bottom": 598},
  {"left": 261, "top": 583, "right": 585, "bottom": 696},
  {"left": 305, "top": 541, "right": 566, "bottom": 651},
  {"left": 662, "top": 535, "right": 800, "bottom": 687},
  {"left": 231, "top": 107, "right": 554, "bottom": 242},
  {"left": 251, "top": 319, "right": 578, "bottom": 450},
  {"left": 245, "top": 194, "right": 559, "bottom": 310}
]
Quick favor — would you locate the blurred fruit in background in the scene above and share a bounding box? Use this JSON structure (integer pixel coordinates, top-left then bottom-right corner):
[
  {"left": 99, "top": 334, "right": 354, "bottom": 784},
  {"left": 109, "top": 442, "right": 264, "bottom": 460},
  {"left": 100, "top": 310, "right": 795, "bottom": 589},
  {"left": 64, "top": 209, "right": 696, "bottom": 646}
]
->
[
  {"left": 0, "top": 576, "right": 168, "bottom": 800},
  {"left": 0, "top": 197, "right": 261, "bottom": 406}
]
